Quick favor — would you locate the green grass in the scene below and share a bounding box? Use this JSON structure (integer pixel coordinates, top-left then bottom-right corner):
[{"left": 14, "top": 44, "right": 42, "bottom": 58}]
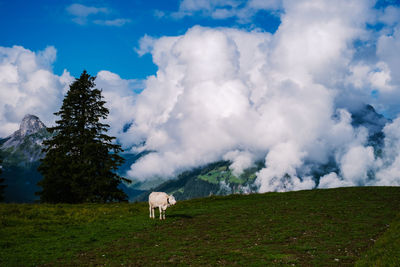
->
[
  {"left": 1, "top": 187, "right": 400, "bottom": 266},
  {"left": 0, "top": 203, "right": 152, "bottom": 266},
  {"left": 355, "top": 213, "right": 400, "bottom": 267},
  {"left": 198, "top": 170, "right": 224, "bottom": 184}
]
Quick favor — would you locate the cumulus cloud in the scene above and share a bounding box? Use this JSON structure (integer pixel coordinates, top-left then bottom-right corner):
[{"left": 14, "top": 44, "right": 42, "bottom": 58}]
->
[
  {"left": 375, "top": 26, "right": 400, "bottom": 115},
  {"left": 135, "top": 35, "right": 157, "bottom": 56},
  {"left": 95, "top": 71, "right": 143, "bottom": 144},
  {"left": 223, "top": 150, "right": 255, "bottom": 176},
  {"left": 0, "top": 46, "right": 73, "bottom": 137},
  {"left": 126, "top": 20, "right": 339, "bottom": 182},
  {"left": 124, "top": 0, "right": 400, "bottom": 192},
  {"left": 341, "top": 22, "right": 400, "bottom": 116},
  {"left": 375, "top": 117, "right": 400, "bottom": 186},
  {"left": 377, "top": 5, "right": 400, "bottom": 27},
  {"left": 339, "top": 145, "right": 376, "bottom": 185},
  {"left": 319, "top": 172, "right": 353, "bottom": 189}
]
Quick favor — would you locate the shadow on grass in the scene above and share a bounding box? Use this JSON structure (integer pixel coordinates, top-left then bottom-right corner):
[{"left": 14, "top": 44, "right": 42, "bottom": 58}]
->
[{"left": 168, "top": 214, "right": 193, "bottom": 219}]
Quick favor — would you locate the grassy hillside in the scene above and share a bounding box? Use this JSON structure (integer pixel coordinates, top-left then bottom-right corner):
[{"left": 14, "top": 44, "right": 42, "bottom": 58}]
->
[{"left": 1, "top": 187, "right": 400, "bottom": 266}]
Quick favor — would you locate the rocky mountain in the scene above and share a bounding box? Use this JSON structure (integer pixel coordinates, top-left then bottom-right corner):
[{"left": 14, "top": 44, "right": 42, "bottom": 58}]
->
[
  {"left": 1, "top": 115, "right": 49, "bottom": 164},
  {"left": 0, "top": 115, "right": 50, "bottom": 202},
  {"left": 3, "top": 114, "right": 46, "bottom": 147}
]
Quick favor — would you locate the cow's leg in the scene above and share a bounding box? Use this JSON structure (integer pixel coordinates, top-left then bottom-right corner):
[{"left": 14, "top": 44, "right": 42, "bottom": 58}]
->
[
  {"left": 159, "top": 206, "right": 162, "bottom": 220},
  {"left": 149, "top": 205, "right": 152, "bottom": 218},
  {"left": 163, "top": 209, "right": 166, "bottom": 220}
]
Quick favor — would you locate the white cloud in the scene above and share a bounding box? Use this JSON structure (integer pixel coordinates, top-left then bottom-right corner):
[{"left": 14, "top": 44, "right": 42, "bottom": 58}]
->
[
  {"left": 256, "top": 142, "right": 308, "bottom": 192},
  {"left": 124, "top": 0, "right": 400, "bottom": 192},
  {"left": 345, "top": 62, "right": 393, "bottom": 93},
  {"left": 377, "top": 27, "right": 400, "bottom": 83},
  {"left": 248, "top": 0, "right": 282, "bottom": 10},
  {"left": 66, "top": 3, "right": 109, "bottom": 25},
  {"left": 340, "top": 145, "right": 376, "bottom": 185},
  {"left": 123, "top": 18, "right": 343, "bottom": 183},
  {"left": 66, "top": 3, "right": 129, "bottom": 27},
  {"left": 0, "top": 46, "right": 73, "bottom": 137},
  {"left": 93, "top": 18, "right": 131, "bottom": 27},
  {"left": 319, "top": 172, "right": 353, "bottom": 188},
  {"left": 223, "top": 150, "right": 255, "bottom": 176},
  {"left": 95, "top": 71, "right": 143, "bottom": 145},
  {"left": 378, "top": 6, "right": 400, "bottom": 27},
  {"left": 369, "top": 62, "right": 393, "bottom": 92},
  {"left": 375, "top": 117, "right": 400, "bottom": 186},
  {"left": 135, "top": 35, "right": 157, "bottom": 56},
  {"left": 341, "top": 22, "right": 400, "bottom": 117},
  {"left": 66, "top": 3, "right": 109, "bottom": 18},
  {"left": 172, "top": 0, "right": 281, "bottom": 22}
]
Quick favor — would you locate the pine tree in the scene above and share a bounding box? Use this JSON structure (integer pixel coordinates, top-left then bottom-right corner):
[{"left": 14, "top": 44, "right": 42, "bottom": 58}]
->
[
  {"left": 37, "top": 70, "right": 130, "bottom": 203},
  {"left": 0, "top": 156, "right": 6, "bottom": 202}
]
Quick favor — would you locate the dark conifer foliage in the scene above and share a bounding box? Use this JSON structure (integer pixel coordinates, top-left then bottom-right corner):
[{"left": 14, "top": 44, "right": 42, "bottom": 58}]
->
[
  {"left": 37, "top": 70, "right": 130, "bottom": 203},
  {"left": 0, "top": 156, "right": 6, "bottom": 202}
]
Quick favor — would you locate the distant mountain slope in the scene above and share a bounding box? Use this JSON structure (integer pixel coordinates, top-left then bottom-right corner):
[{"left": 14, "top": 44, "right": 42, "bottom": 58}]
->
[{"left": 135, "top": 161, "right": 262, "bottom": 201}]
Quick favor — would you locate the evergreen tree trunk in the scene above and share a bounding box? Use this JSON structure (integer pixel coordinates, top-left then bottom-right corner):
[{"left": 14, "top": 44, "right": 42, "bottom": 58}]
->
[{"left": 37, "top": 70, "right": 130, "bottom": 203}]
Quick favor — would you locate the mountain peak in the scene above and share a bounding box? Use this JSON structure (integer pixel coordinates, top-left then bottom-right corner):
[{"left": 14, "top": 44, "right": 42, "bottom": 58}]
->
[
  {"left": 19, "top": 114, "right": 46, "bottom": 137},
  {"left": 351, "top": 104, "right": 390, "bottom": 135},
  {"left": 1, "top": 114, "right": 47, "bottom": 150}
]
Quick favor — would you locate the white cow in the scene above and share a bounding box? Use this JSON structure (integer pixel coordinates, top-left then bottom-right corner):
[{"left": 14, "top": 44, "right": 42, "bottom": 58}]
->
[{"left": 149, "top": 192, "right": 177, "bottom": 220}]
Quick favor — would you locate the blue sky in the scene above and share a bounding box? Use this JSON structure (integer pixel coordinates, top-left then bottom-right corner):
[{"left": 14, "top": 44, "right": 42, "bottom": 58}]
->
[
  {"left": 2, "top": 0, "right": 400, "bottom": 189},
  {"left": 2, "top": 0, "right": 396, "bottom": 79},
  {"left": 0, "top": 0, "right": 281, "bottom": 79}
]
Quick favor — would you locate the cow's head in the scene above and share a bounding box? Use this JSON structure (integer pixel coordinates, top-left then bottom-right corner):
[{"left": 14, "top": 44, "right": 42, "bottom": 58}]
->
[{"left": 168, "top": 195, "right": 176, "bottom": 205}]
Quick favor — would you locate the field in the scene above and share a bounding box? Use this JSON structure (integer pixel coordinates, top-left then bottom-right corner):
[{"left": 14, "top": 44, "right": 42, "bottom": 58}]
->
[{"left": 1, "top": 187, "right": 400, "bottom": 266}]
